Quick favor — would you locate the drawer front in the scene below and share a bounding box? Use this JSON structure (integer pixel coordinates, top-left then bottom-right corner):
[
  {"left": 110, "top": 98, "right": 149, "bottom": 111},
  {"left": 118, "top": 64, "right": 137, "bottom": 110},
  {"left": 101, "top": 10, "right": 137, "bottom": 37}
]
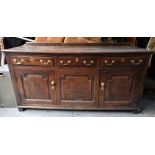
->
[
  {"left": 11, "top": 56, "right": 54, "bottom": 66},
  {"left": 58, "top": 57, "right": 97, "bottom": 67},
  {"left": 101, "top": 56, "right": 146, "bottom": 67}
]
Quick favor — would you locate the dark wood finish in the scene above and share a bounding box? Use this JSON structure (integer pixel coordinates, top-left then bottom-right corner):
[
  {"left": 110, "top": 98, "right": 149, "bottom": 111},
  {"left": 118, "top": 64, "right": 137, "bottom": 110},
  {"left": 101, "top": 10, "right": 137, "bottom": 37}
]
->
[
  {"left": 58, "top": 56, "right": 97, "bottom": 67},
  {"left": 11, "top": 56, "right": 54, "bottom": 66},
  {"left": 14, "top": 67, "right": 56, "bottom": 106},
  {"left": 3, "top": 43, "right": 153, "bottom": 112},
  {"left": 3, "top": 43, "right": 146, "bottom": 54},
  {"left": 100, "top": 56, "right": 146, "bottom": 67},
  {"left": 99, "top": 68, "right": 144, "bottom": 108},
  {"left": 56, "top": 68, "right": 98, "bottom": 108}
]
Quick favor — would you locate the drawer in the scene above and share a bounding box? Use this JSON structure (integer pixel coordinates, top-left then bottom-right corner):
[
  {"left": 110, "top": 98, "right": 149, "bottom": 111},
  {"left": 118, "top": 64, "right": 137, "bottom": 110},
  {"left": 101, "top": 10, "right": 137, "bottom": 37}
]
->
[
  {"left": 101, "top": 56, "right": 146, "bottom": 67},
  {"left": 58, "top": 57, "right": 97, "bottom": 67},
  {"left": 11, "top": 56, "right": 54, "bottom": 66}
]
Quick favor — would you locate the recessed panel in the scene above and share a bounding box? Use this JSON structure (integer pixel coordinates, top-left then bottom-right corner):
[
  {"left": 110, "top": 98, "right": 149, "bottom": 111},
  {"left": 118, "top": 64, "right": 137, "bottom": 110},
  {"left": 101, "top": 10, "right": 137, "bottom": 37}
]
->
[
  {"left": 60, "top": 75, "right": 94, "bottom": 101},
  {"left": 22, "top": 73, "right": 50, "bottom": 99}
]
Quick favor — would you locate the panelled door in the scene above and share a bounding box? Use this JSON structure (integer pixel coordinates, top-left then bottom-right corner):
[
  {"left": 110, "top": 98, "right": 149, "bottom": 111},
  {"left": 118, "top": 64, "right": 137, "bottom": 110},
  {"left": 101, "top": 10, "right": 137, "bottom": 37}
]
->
[
  {"left": 99, "top": 68, "right": 143, "bottom": 108},
  {"left": 56, "top": 69, "right": 98, "bottom": 108},
  {"left": 14, "top": 67, "right": 56, "bottom": 106}
]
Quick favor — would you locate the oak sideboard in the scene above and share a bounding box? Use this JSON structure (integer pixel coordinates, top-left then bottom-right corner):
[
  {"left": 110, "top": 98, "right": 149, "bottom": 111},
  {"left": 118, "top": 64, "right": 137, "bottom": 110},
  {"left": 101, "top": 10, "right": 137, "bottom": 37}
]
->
[{"left": 3, "top": 43, "right": 153, "bottom": 113}]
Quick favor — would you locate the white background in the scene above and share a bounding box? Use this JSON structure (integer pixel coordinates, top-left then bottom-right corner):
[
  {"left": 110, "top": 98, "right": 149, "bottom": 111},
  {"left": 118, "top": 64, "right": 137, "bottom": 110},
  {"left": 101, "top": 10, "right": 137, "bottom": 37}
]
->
[
  {"left": 0, "top": 0, "right": 155, "bottom": 36},
  {"left": 0, "top": 118, "right": 155, "bottom": 155},
  {"left": 0, "top": 0, "right": 155, "bottom": 155}
]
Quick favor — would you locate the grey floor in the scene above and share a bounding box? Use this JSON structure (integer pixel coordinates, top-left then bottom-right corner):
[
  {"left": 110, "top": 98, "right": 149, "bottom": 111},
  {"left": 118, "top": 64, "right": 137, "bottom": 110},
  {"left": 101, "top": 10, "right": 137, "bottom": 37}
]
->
[{"left": 0, "top": 75, "right": 155, "bottom": 117}]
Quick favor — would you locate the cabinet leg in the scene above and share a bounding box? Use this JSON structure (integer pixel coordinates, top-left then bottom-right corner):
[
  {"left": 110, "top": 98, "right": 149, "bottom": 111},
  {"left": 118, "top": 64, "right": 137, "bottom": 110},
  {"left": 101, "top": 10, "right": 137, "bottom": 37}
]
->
[{"left": 18, "top": 108, "right": 25, "bottom": 112}]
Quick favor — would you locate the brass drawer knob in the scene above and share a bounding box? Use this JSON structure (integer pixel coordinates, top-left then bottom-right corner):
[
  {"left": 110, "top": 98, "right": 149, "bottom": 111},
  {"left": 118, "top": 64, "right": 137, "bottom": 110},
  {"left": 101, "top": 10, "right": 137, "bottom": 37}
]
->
[
  {"left": 51, "top": 81, "right": 55, "bottom": 85},
  {"left": 47, "top": 60, "right": 51, "bottom": 63},
  {"left": 131, "top": 59, "right": 143, "bottom": 65},
  {"left": 101, "top": 82, "right": 104, "bottom": 87},
  {"left": 40, "top": 59, "right": 52, "bottom": 65},
  {"left": 90, "top": 60, "right": 94, "bottom": 64},
  {"left": 100, "top": 82, "right": 105, "bottom": 91},
  {"left": 13, "top": 58, "right": 24, "bottom": 64},
  {"left": 83, "top": 60, "right": 86, "bottom": 64},
  {"left": 50, "top": 81, "right": 55, "bottom": 90},
  {"left": 75, "top": 58, "right": 79, "bottom": 62},
  {"left": 83, "top": 60, "right": 94, "bottom": 66},
  {"left": 104, "top": 60, "right": 115, "bottom": 65},
  {"left": 60, "top": 60, "right": 63, "bottom": 64},
  {"left": 59, "top": 60, "right": 71, "bottom": 66},
  {"left": 67, "top": 60, "right": 71, "bottom": 64}
]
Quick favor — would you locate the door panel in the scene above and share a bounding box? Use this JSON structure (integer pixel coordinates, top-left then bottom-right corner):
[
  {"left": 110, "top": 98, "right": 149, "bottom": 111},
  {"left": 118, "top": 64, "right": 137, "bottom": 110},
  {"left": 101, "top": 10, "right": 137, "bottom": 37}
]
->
[
  {"left": 57, "top": 69, "right": 98, "bottom": 107},
  {"left": 104, "top": 75, "right": 133, "bottom": 101},
  {"left": 99, "top": 69, "right": 143, "bottom": 108},
  {"left": 22, "top": 73, "right": 51, "bottom": 99},
  {"left": 14, "top": 67, "right": 56, "bottom": 105},
  {"left": 61, "top": 75, "right": 94, "bottom": 101}
]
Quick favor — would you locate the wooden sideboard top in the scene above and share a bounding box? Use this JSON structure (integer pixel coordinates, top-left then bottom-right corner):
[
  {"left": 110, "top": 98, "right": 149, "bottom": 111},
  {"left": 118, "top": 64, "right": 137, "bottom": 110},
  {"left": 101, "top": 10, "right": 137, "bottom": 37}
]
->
[{"left": 2, "top": 42, "right": 151, "bottom": 54}]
